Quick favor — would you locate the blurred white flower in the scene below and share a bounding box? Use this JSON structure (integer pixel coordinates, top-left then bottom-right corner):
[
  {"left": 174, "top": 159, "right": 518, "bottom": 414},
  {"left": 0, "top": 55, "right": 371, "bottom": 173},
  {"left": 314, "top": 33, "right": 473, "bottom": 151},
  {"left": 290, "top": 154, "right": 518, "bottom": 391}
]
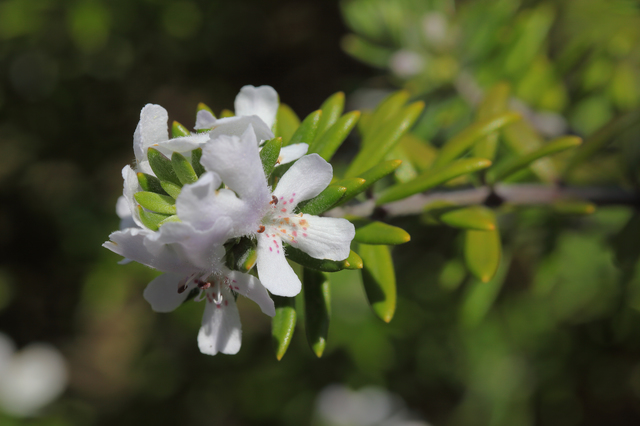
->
[
  {"left": 390, "top": 50, "right": 425, "bottom": 79},
  {"left": 422, "top": 12, "right": 449, "bottom": 47},
  {"left": 0, "top": 333, "right": 67, "bottom": 417},
  {"left": 315, "top": 384, "right": 430, "bottom": 426}
]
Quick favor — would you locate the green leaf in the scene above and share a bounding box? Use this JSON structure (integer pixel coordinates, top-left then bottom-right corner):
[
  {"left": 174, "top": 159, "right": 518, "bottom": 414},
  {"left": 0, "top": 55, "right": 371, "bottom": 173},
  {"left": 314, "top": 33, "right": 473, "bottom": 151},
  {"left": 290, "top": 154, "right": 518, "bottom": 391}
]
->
[
  {"left": 136, "top": 205, "right": 171, "bottom": 231},
  {"left": 287, "top": 110, "right": 322, "bottom": 146},
  {"left": 136, "top": 172, "right": 168, "bottom": 195},
  {"left": 272, "top": 295, "right": 297, "bottom": 361},
  {"left": 191, "top": 148, "right": 206, "bottom": 177},
  {"left": 134, "top": 192, "right": 177, "bottom": 214},
  {"left": 160, "top": 181, "right": 182, "bottom": 199},
  {"left": 464, "top": 228, "right": 501, "bottom": 283},
  {"left": 359, "top": 244, "right": 396, "bottom": 323},
  {"left": 147, "top": 148, "right": 182, "bottom": 186},
  {"left": 376, "top": 158, "right": 492, "bottom": 205},
  {"left": 296, "top": 185, "right": 347, "bottom": 216},
  {"left": 197, "top": 102, "right": 215, "bottom": 117},
  {"left": 308, "top": 111, "right": 360, "bottom": 161},
  {"left": 473, "top": 82, "right": 510, "bottom": 161},
  {"left": 285, "top": 245, "right": 349, "bottom": 272},
  {"left": 434, "top": 112, "right": 521, "bottom": 167},
  {"left": 389, "top": 145, "right": 418, "bottom": 183},
  {"left": 303, "top": 268, "right": 331, "bottom": 357},
  {"left": 362, "top": 90, "right": 410, "bottom": 143},
  {"left": 346, "top": 101, "right": 424, "bottom": 177},
  {"left": 275, "top": 104, "right": 300, "bottom": 145},
  {"left": 488, "top": 136, "right": 581, "bottom": 183},
  {"left": 227, "top": 237, "right": 257, "bottom": 273},
  {"left": 220, "top": 109, "right": 234, "bottom": 118},
  {"left": 353, "top": 221, "right": 410, "bottom": 245},
  {"left": 551, "top": 201, "right": 596, "bottom": 215},
  {"left": 171, "top": 121, "right": 190, "bottom": 138},
  {"left": 333, "top": 160, "right": 402, "bottom": 208},
  {"left": 398, "top": 134, "right": 437, "bottom": 171},
  {"left": 171, "top": 152, "right": 198, "bottom": 185},
  {"left": 331, "top": 177, "right": 366, "bottom": 202},
  {"left": 439, "top": 206, "right": 496, "bottom": 231},
  {"left": 158, "top": 214, "right": 181, "bottom": 226},
  {"left": 314, "top": 92, "right": 345, "bottom": 141},
  {"left": 341, "top": 34, "right": 394, "bottom": 69},
  {"left": 344, "top": 250, "right": 363, "bottom": 269},
  {"left": 259, "top": 137, "right": 283, "bottom": 177},
  {"left": 502, "top": 119, "right": 557, "bottom": 182}
]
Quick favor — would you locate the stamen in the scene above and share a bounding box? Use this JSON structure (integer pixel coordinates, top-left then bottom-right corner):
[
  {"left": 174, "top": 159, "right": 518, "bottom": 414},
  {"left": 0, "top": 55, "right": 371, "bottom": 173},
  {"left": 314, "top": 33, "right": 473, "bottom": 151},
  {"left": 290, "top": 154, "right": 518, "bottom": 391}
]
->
[
  {"left": 257, "top": 225, "right": 266, "bottom": 233},
  {"left": 269, "top": 195, "right": 278, "bottom": 205},
  {"left": 197, "top": 280, "right": 211, "bottom": 290}
]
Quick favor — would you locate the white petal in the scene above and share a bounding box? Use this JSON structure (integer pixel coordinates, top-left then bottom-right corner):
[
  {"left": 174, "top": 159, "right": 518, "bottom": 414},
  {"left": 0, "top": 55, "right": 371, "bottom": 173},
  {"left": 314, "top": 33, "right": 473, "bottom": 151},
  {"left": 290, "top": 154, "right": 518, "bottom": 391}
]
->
[
  {"left": 256, "top": 234, "right": 301, "bottom": 296},
  {"left": 155, "top": 133, "right": 210, "bottom": 153},
  {"left": 176, "top": 172, "right": 257, "bottom": 235},
  {"left": 234, "top": 85, "right": 279, "bottom": 129},
  {"left": 277, "top": 143, "right": 308, "bottom": 165},
  {"left": 195, "top": 109, "right": 217, "bottom": 130},
  {"left": 197, "top": 290, "right": 242, "bottom": 355},
  {"left": 122, "top": 165, "right": 144, "bottom": 228},
  {"left": 134, "top": 104, "right": 168, "bottom": 165},
  {"left": 143, "top": 273, "right": 190, "bottom": 313},
  {"left": 201, "top": 125, "right": 271, "bottom": 208},
  {"left": 224, "top": 268, "right": 275, "bottom": 317},
  {"left": 116, "top": 195, "right": 137, "bottom": 230},
  {"left": 151, "top": 219, "right": 231, "bottom": 271},
  {"left": 272, "top": 154, "right": 333, "bottom": 212},
  {"left": 208, "top": 115, "right": 274, "bottom": 142},
  {"left": 104, "top": 228, "right": 191, "bottom": 274},
  {"left": 286, "top": 215, "right": 354, "bottom": 261}
]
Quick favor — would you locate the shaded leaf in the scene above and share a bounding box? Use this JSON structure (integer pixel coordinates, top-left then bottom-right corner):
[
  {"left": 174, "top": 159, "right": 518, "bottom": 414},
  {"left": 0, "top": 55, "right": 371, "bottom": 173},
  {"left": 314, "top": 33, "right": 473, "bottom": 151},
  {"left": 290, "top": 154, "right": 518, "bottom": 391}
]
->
[
  {"left": 285, "top": 245, "right": 350, "bottom": 272},
  {"left": 137, "top": 172, "right": 168, "bottom": 195},
  {"left": 303, "top": 268, "right": 331, "bottom": 357},
  {"left": 359, "top": 244, "right": 396, "bottom": 322},
  {"left": 148, "top": 148, "right": 182, "bottom": 186}
]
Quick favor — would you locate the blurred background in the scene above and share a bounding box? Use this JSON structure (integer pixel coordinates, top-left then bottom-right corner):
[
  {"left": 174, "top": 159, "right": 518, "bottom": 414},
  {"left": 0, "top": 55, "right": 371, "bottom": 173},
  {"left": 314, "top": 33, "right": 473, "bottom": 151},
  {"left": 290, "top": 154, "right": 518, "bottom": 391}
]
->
[{"left": 1, "top": 0, "right": 640, "bottom": 425}]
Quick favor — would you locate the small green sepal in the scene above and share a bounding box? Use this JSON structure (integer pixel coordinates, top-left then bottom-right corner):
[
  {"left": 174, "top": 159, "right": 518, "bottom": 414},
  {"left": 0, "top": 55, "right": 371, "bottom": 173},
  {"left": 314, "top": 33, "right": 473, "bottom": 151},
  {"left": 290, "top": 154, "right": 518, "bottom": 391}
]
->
[
  {"left": 137, "top": 172, "right": 168, "bottom": 195},
  {"left": 136, "top": 205, "right": 172, "bottom": 231},
  {"left": 160, "top": 181, "right": 182, "bottom": 199},
  {"left": 171, "top": 152, "right": 198, "bottom": 185},
  {"left": 134, "top": 192, "right": 177, "bottom": 215},
  {"left": 147, "top": 148, "right": 182, "bottom": 187},
  {"left": 171, "top": 121, "right": 190, "bottom": 138}
]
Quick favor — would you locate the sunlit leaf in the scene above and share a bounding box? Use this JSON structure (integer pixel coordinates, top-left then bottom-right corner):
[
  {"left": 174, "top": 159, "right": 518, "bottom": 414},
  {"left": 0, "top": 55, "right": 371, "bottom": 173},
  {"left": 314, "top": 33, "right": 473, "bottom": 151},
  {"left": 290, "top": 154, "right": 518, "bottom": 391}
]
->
[
  {"left": 171, "top": 121, "right": 190, "bottom": 138},
  {"left": 134, "top": 192, "right": 176, "bottom": 215},
  {"left": 136, "top": 205, "right": 171, "bottom": 231},
  {"left": 137, "top": 172, "right": 168, "bottom": 195},
  {"left": 464, "top": 228, "right": 501, "bottom": 283},
  {"left": 353, "top": 220, "right": 410, "bottom": 245},
  {"left": 439, "top": 206, "right": 496, "bottom": 231},
  {"left": 315, "top": 92, "right": 345, "bottom": 141},
  {"left": 309, "top": 111, "right": 360, "bottom": 161},
  {"left": 275, "top": 103, "right": 300, "bottom": 145},
  {"left": 288, "top": 110, "right": 322, "bottom": 146},
  {"left": 296, "top": 185, "right": 347, "bottom": 215},
  {"left": 171, "top": 151, "right": 198, "bottom": 185},
  {"left": 272, "top": 295, "right": 297, "bottom": 361},
  {"left": 259, "top": 137, "right": 283, "bottom": 177},
  {"left": 148, "top": 148, "right": 182, "bottom": 186}
]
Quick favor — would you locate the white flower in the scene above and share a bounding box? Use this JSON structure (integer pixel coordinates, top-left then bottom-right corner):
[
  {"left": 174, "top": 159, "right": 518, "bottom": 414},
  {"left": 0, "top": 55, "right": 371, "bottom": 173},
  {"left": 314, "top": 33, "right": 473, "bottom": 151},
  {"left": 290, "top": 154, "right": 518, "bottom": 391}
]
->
[
  {"left": 103, "top": 216, "right": 275, "bottom": 355},
  {"left": 175, "top": 125, "right": 355, "bottom": 297},
  {"left": 0, "top": 333, "right": 67, "bottom": 417}
]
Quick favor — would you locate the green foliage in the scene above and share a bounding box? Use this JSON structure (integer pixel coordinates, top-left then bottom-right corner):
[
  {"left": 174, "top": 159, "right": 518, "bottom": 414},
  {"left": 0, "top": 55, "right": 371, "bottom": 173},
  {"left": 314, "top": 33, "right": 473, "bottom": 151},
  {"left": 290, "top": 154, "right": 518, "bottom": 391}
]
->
[
  {"left": 359, "top": 244, "right": 397, "bottom": 323},
  {"left": 272, "top": 295, "right": 297, "bottom": 360},
  {"left": 303, "top": 269, "right": 331, "bottom": 357},
  {"left": 259, "top": 137, "right": 283, "bottom": 177}
]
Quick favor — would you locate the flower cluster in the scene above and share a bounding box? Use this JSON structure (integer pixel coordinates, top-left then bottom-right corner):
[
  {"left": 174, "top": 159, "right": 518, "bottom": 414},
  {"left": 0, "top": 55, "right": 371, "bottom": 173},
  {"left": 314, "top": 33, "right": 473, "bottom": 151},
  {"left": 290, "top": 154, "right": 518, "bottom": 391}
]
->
[{"left": 104, "top": 86, "right": 355, "bottom": 355}]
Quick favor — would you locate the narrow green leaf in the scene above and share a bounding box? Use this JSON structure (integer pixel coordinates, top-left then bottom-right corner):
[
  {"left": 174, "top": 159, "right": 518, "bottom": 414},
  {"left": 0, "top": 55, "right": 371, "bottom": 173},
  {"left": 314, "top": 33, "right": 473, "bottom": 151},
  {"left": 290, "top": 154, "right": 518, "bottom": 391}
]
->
[
  {"left": 296, "top": 186, "right": 347, "bottom": 216},
  {"left": 309, "top": 111, "right": 360, "bottom": 161},
  {"left": 551, "top": 200, "right": 596, "bottom": 215},
  {"left": 134, "top": 192, "right": 176, "bottom": 214},
  {"left": 353, "top": 221, "right": 410, "bottom": 245},
  {"left": 287, "top": 110, "right": 322, "bottom": 146},
  {"left": 474, "top": 82, "right": 510, "bottom": 160},
  {"left": 136, "top": 205, "right": 171, "bottom": 231},
  {"left": 398, "top": 134, "right": 437, "bottom": 171},
  {"left": 160, "top": 181, "right": 181, "bottom": 199},
  {"left": 158, "top": 215, "right": 181, "bottom": 226},
  {"left": 333, "top": 160, "right": 402, "bottom": 208},
  {"left": 197, "top": 102, "right": 215, "bottom": 117},
  {"left": 136, "top": 172, "right": 168, "bottom": 195},
  {"left": 259, "top": 137, "right": 283, "bottom": 177},
  {"left": 272, "top": 295, "right": 297, "bottom": 361},
  {"left": 220, "top": 109, "right": 234, "bottom": 118},
  {"left": 434, "top": 112, "right": 521, "bottom": 167},
  {"left": 346, "top": 101, "right": 424, "bottom": 177},
  {"left": 488, "top": 136, "right": 582, "bottom": 183},
  {"left": 314, "top": 92, "right": 345, "bottom": 141},
  {"left": 275, "top": 104, "right": 300, "bottom": 145},
  {"left": 464, "top": 229, "right": 501, "bottom": 283},
  {"left": 147, "top": 148, "right": 182, "bottom": 186},
  {"left": 439, "top": 206, "right": 496, "bottom": 231},
  {"left": 191, "top": 148, "right": 206, "bottom": 177},
  {"left": 389, "top": 145, "right": 418, "bottom": 183},
  {"left": 285, "top": 245, "right": 349, "bottom": 272},
  {"left": 344, "top": 250, "right": 363, "bottom": 269},
  {"left": 227, "top": 237, "right": 258, "bottom": 273},
  {"left": 303, "top": 269, "right": 331, "bottom": 358},
  {"left": 171, "top": 121, "right": 190, "bottom": 138},
  {"left": 171, "top": 152, "right": 198, "bottom": 185},
  {"left": 359, "top": 244, "right": 396, "bottom": 323},
  {"left": 362, "top": 90, "right": 410, "bottom": 143},
  {"left": 331, "top": 177, "right": 366, "bottom": 202},
  {"left": 502, "top": 120, "right": 557, "bottom": 182},
  {"left": 376, "top": 158, "right": 492, "bottom": 205}
]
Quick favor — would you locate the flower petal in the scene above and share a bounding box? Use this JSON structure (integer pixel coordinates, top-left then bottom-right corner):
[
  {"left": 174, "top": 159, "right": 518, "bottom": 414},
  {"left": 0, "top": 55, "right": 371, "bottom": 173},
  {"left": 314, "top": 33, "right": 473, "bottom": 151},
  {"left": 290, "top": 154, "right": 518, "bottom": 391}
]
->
[
  {"left": 195, "top": 110, "right": 217, "bottom": 130},
  {"left": 116, "top": 195, "right": 137, "bottom": 230},
  {"left": 176, "top": 172, "right": 258, "bottom": 235},
  {"left": 224, "top": 268, "right": 275, "bottom": 317},
  {"left": 272, "top": 154, "right": 333, "bottom": 212},
  {"left": 234, "top": 85, "right": 279, "bottom": 129},
  {"left": 209, "top": 116, "right": 274, "bottom": 142},
  {"left": 277, "top": 143, "right": 308, "bottom": 165},
  {"left": 283, "top": 215, "right": 354, "bottom": 261},
  {"left": 134, "top": 104, "right": 168, "bottom": 165},
  {"left": 143, "top": 273, "right": 190, "bottom": 313},
  {"left": 201, "top": 125, "right": 271, "bottom": 209},
  {"left": 104, "top": 228, "right": 191, "bottom": 274},
  {"left": 155, "top": 133, "right": 211, "bottom": 154},
  {"left": 256, "top": 234, "right": 301, "bottom": 296},
  {"left": 198, "top": 290, "right": 242, "bottom": 355},
  {"left": 122, "top": 165, "right": 144, "bottom": 228}
]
